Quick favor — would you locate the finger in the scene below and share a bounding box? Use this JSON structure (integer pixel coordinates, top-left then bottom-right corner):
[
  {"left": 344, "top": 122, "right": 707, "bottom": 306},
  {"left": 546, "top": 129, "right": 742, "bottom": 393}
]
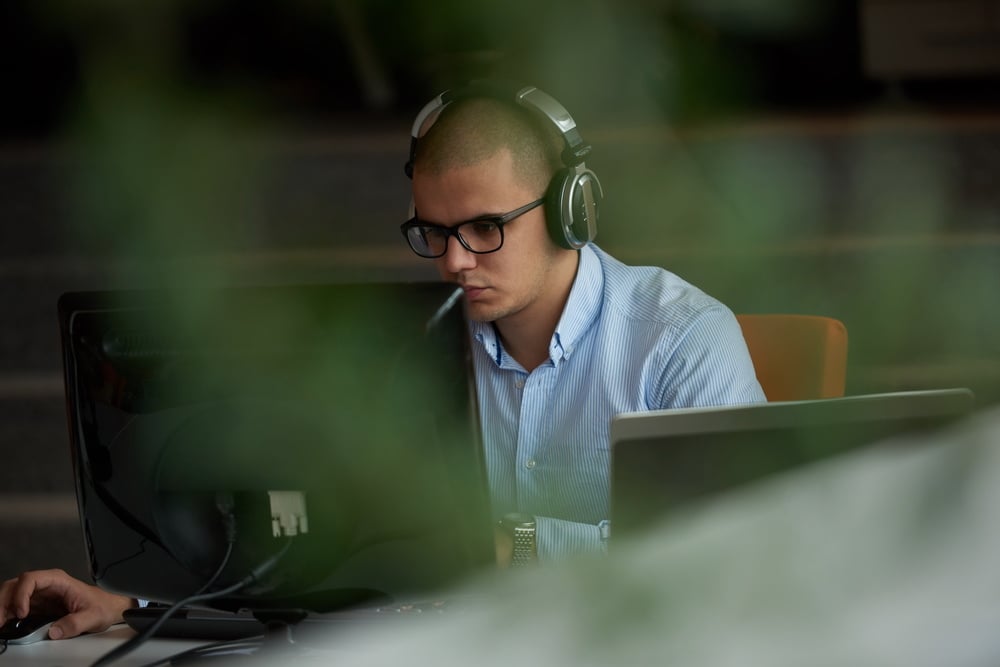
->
[
  {"left": 51, "top": 592, "right": 133, "bottom": 641},
  {"left": 10, "top": 569, "right": 74, "bottom": 618},
  {"left": 0, "top": 578, "right": 15, "bottom": 624},
  {"left": 6, "top": 572, "right": 44, "bottom": 619},
  {"left": 51, "top": 607, "right": 108, "bottom": 640},
  {"left": 49, "top": 617, "right": 85, "bottom": 640},
  {"left": 3, "top": 569, "right": 78, "bottom": 621}
]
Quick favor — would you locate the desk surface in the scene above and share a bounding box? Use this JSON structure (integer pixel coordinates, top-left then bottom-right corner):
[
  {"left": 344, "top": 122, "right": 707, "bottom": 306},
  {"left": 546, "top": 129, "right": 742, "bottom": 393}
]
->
[
  {"left": 1, "top": 621, "right": 386, "bottom": 666},
  {"left": 2, "top": 626, "right": 217, "bottom": 666}
]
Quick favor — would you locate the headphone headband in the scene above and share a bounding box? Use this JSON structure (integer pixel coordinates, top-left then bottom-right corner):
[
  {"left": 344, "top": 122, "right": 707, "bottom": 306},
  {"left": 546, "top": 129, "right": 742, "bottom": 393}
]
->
[{"left": 404, "top": 82, "right": 592, "bottom": 179}]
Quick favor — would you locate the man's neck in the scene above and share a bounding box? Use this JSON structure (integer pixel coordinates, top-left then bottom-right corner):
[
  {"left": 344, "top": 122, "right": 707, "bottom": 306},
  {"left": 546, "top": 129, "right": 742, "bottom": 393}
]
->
[{"left": 494, "top": 251, "right": 580, "bottom": 372}]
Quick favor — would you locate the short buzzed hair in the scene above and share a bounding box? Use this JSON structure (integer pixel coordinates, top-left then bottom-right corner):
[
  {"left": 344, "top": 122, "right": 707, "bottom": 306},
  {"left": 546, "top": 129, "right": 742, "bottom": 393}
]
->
[{"left": 412, "top": 97, "right": 563, "bottom": 193}]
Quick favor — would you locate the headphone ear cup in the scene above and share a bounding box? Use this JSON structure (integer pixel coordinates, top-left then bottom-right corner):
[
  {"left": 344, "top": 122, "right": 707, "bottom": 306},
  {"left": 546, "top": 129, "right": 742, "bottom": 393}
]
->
[
  {"left": 544, "top": 169, "right": 573, "bottom": 249},
  {"left": 545, "top": 167, "right": 603, "bottom": 249}
]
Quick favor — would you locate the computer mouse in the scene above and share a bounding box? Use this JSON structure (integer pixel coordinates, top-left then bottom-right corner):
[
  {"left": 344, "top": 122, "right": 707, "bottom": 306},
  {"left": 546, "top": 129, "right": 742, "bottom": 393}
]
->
[{"left": 0, "top": 614, "right": 61, "bottom": 645}]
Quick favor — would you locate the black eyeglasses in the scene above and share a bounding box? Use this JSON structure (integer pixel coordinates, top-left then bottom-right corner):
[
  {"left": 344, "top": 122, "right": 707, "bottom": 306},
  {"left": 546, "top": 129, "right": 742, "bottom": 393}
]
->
[{"left": 400, "top": 198, "right": 545, "bottom": 259}]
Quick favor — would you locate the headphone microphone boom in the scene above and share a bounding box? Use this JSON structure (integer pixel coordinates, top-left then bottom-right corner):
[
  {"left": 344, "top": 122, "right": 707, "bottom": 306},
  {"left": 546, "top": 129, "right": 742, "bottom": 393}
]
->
[{"left": 404, "top": 82, "right": 603, "bottom": 250}]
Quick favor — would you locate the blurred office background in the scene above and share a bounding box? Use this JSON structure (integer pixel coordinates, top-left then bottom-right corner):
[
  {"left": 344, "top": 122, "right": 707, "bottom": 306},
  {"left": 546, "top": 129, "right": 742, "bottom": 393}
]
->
[{"left": 1, "top": 0, "right": 998, "bottom": 581}]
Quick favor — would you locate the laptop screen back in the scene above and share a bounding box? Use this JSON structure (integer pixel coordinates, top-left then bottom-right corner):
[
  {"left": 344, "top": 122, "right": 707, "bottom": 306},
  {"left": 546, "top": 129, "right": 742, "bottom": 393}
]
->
[{"left": 610, "top": 389, "right": 975, "bottom": 539}]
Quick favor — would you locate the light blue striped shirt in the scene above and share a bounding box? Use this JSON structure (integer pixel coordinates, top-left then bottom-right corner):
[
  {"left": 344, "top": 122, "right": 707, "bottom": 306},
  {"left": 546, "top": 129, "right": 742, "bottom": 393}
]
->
[{"left": 470, "top": 244, "right": 765, "bottom": 561}]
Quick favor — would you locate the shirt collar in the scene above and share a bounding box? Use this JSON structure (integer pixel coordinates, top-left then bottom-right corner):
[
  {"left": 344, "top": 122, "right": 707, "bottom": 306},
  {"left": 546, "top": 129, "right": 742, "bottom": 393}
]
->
[{"left": 471, "top": 319, "right": 504, "bottom": 366}]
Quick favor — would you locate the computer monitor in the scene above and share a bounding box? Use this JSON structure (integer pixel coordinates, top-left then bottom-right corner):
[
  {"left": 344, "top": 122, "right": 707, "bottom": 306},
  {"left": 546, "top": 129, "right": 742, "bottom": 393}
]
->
[
  {"left": 58, "top": 282, "right": 494, "bottom": 615},
  {"left": 610, "top": 389, "right": 976, "bottom": 539}
]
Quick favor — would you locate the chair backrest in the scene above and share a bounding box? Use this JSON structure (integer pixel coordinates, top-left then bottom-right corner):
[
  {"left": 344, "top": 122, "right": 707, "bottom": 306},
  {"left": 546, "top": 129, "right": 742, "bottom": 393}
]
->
[{"left": 735, "top": 314, "right": 848, "bottom": 402}]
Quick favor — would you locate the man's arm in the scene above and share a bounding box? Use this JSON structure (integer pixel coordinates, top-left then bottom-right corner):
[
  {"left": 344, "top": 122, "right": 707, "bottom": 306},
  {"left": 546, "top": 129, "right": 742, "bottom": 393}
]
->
[
  {"left": 494, "top": 516, "right": 608, "bottom": 567},
  {"left": 655, "top": 306, "right": 765, "bottom": 409},
  {"left": 535, "top": 516, "right": 609, "bottom": 563},
  {"left": 522, "top": 308, "right": 763, "bottom": 564}
]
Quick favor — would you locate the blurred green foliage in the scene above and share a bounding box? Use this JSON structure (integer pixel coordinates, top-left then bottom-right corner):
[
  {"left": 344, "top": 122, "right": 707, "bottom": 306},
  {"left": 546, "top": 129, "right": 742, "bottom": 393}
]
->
[{"left": 14, "top": 0, "right": 998, "bottom": 405}]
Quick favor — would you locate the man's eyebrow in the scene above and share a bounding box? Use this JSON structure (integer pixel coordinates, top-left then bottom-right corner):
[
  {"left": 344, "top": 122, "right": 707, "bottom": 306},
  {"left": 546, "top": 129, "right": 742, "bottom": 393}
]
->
[{"left": 415, "top": 210, "right": 504, "bottom": 226}]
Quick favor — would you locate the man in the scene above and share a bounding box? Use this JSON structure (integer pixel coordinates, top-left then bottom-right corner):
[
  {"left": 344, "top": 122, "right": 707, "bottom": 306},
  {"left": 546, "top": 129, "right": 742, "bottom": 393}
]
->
[
  {"left": 0, "top": 82, "right": 764, "bottom": 638},
  {"left": 401, "top": 83, "right": 764, "bottom": 564}
]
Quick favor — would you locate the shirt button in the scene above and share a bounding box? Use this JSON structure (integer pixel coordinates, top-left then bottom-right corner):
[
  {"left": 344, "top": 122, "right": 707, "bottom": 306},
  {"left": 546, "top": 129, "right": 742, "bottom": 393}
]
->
[
  {"left": 525, "top": 459, "right": 536, "bottom": 469},
  {"left": 514, "top": 379, "right": 525, "bottom": 389}
]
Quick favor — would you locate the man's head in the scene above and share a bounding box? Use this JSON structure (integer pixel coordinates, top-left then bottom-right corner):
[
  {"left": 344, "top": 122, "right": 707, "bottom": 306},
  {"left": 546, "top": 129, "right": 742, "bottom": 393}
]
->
[
  {"left": 413, "top": 96, "right": 563, "bottom": 199},
  {"left": 401, "top": 85, "right": 602, "bottom": 340},
  {"left": 408, "top": 96, "right": 575, "bottom": 326},
  {"left": 404, "top": 85, "right": 602, "bottom": 253},
  {"left": 402, "top": 87, "right": 601, "bottom": 368}
]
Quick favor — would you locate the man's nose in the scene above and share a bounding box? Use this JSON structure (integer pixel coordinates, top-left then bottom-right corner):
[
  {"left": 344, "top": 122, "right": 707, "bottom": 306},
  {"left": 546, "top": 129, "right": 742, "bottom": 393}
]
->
[{"left": 440, "top": 235, "right": 477, "bottom": 274}]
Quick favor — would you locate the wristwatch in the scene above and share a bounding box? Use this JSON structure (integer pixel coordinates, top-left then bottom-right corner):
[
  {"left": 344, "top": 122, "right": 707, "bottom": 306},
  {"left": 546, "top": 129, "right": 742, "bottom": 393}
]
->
[{"left": 498, "top": 512, "right": 537, "bottom": 566}]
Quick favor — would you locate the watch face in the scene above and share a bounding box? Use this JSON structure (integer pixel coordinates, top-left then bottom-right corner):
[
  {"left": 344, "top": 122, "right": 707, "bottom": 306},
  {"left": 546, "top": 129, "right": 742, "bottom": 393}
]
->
[{"left": 501, "top": 512, "right": 536, "bottom": 529}]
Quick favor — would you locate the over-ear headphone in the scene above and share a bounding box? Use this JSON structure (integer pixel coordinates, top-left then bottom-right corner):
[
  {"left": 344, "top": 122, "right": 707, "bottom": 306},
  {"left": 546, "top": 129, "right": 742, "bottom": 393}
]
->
[{"left": 404, "top": 81, "right": 603, "bottom": 250}]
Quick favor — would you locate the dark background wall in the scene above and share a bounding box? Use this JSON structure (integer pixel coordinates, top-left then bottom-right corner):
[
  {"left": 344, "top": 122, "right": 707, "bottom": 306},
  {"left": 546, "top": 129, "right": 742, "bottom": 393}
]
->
[{"left": 2, "top": 0, "right": 999, "bottom": 582}]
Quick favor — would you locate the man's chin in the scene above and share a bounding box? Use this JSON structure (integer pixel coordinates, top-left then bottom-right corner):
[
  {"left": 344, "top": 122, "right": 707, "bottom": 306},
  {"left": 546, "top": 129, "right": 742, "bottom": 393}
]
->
[
  {"left": 464, "top": 303, "right": 505, "bottom": 324},
  {"left": 465, "top": 309, "right": 495, "bottom": 323}
]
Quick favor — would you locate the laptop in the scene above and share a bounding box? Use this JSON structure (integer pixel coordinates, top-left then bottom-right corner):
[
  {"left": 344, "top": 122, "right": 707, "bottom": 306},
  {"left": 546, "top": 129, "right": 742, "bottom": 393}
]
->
[
  {"left": 58, "top": 281, "right": 494, "bottom": 629},
  {"left": 610, "top": 388, "right": 976, "bottom": 538}
]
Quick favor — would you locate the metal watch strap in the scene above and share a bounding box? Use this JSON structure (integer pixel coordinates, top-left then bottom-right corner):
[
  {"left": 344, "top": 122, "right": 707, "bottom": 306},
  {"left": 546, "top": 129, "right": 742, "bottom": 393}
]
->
[{"left": 500, "top": 513, "right": 537, "bottom": 566}]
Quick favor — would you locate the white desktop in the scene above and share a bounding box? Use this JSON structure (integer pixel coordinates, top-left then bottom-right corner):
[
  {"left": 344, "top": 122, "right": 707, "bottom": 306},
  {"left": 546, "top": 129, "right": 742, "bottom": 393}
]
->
[{"left": 1, "top": 626, "right": 204, "bottom": 667}]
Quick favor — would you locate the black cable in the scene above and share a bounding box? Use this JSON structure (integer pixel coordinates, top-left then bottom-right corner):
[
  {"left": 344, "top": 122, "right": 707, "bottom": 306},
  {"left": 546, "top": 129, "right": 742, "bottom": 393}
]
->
[
  {"left": 1, "top": 638, "right": 8, "bottom": 655},
  {"left": 141, "top": 637, "right": 264, "bottom": 666},
  {"left": 191, "top": 541, "right": 235, "bottom": 599},
  {"left": 90, "top": 541, "right": 291, "bottom": 667},
  {"left": 187, "top": 494, "right": 237, "bottom": 601}
]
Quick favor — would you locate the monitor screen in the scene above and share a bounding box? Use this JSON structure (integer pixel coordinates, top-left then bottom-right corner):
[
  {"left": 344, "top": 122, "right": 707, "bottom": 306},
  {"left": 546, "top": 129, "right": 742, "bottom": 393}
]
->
[
  {"left": 58, "top": 282, "right": 494, "bottom": 614},
  {"left": 610, "top": 389, "right": 976, "bottom": 538}
]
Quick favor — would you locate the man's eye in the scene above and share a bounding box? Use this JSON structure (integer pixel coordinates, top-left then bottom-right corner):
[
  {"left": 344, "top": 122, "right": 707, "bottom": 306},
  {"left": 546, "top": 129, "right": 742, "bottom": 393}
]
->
[
  {"left": 423, "top": 227, "right": 449, "bottom": 240},
  {"left": 470, "top": 221, "right": 499, "bottom": 235}
]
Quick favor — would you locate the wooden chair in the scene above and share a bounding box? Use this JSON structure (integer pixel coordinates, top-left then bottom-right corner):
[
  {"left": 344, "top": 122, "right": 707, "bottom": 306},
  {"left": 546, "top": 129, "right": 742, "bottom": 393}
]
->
[{"left": 735, "top": 314, "right": 848, "bottom": 402}]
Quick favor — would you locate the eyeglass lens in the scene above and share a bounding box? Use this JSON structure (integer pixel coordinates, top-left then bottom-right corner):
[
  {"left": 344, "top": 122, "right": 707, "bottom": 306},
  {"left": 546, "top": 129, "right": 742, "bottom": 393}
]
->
[{"left": 407, "top": 220, "right": 503, "bottom": 257}]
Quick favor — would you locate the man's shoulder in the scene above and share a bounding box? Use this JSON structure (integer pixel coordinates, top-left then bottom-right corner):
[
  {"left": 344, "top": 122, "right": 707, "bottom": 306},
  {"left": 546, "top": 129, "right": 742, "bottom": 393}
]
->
[{"left": 591, "top": 245, "right": 726, "bottom": 325}]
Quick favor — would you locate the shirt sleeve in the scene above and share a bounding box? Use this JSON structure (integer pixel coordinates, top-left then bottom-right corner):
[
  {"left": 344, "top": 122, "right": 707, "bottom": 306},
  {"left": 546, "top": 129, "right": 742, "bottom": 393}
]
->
[
  {"left": 535, "top": 515, "right": 611, "bottom": 562},
  {"left": 656, "top": 305, "right": 766, "bottom": 409}
]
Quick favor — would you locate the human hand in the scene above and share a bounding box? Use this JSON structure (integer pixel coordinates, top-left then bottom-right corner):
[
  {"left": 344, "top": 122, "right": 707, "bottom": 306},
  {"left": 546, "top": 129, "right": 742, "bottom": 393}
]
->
[
  {"left": 494, "top": 526, "right": 513, "bottom": 569},
  {"left": 0, "top": 569, "right": 135, "bottom": 640}
]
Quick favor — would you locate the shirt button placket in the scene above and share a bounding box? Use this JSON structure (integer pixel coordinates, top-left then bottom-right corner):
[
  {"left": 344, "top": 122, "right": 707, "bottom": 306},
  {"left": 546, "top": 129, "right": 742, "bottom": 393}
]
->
[{"left": 515, "top": 371, "right": 541, "bottom": 499}]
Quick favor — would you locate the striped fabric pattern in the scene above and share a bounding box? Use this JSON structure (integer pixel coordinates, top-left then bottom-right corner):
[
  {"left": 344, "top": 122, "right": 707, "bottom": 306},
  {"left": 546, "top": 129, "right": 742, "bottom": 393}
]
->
[{"left": 470, "top": 244, "right": 765, "bottom": 561}]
